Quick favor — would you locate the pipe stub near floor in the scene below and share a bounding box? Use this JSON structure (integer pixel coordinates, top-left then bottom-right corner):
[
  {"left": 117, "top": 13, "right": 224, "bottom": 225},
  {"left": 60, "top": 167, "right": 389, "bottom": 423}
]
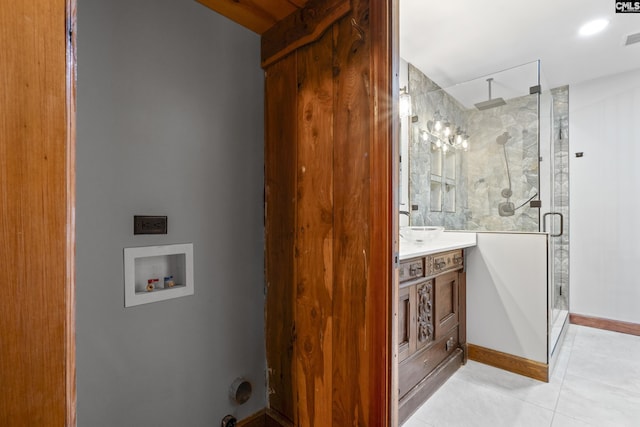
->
[{"left": 229, "top": 377, "right": 252, "bottom": 405}]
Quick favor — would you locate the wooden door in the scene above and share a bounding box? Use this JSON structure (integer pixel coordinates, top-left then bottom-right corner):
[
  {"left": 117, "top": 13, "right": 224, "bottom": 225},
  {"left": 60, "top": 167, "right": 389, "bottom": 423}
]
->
[
  {"left": 263, "top": 0, "right": 395, "bottom": 425},
  {"left": 0, "top": 0, "right": 76, "bottom": 424}
]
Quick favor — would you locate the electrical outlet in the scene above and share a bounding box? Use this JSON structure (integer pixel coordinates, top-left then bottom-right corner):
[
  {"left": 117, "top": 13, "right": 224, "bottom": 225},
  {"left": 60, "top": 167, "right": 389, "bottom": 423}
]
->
[{"left": 134, "top": 215, "right": 167, "bottom": 235}]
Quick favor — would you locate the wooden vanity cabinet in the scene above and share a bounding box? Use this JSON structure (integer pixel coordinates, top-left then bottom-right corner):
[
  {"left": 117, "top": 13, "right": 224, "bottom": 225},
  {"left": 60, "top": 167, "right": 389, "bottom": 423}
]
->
[{"left": 398, "top": 249, "right": 466, "bottom": 423}]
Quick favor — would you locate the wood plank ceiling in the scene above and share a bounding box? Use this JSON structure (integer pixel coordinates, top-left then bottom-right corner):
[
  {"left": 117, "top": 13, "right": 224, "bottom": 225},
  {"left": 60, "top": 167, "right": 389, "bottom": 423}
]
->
[{"left": 197, "top": 0, "right": 308, "bottom": 34}]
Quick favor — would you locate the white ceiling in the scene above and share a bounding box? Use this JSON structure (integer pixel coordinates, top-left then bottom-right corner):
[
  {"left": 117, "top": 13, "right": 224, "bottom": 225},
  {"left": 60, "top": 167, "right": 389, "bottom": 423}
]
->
[{"left": 400, "top": 0, "right": 640, "bottom": 94}]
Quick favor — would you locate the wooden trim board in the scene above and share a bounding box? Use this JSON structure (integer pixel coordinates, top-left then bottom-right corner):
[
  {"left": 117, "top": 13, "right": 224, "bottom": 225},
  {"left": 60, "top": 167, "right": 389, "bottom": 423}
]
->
[
  {"left": 266, "top": 408, "right": 294, "bottom": 427},
  {"left": 261, "top": 0, "right": 351, "bottom": 67},
  {"left": 570, "top": 313, "right": 640, "bottom": 336},
  {"left": 65, "top": 1, "right": 78, "bottom": 424},
  {"left": 468, "top": 344, "right": 548, "bottom": 382},
  {"left": 236, "top": 409, "right": 293, "bottom": 427},
  {"left": 237, "top": 410, "right": 267, "bottom": 427}
]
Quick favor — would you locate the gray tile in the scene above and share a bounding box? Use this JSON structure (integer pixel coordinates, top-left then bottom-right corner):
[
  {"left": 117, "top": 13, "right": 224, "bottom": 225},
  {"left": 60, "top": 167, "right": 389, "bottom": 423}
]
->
[
  {"left": 566, "top": 327, "right": 640, "bottom": 394},
  {"left": 550, "top": 348, "right": 570, "bottom": 382},
  {"left": 550, "top": 324, "right": 578, "bottom": 381},
  {"left": 456, "top": 361, "right": 561, "bottom": 410},
  {"left": 401, "top": 416, "right": 434, "bottom": 427},
  {"left": 551, "top": 413, "right": 596, "bottom": 427},
  {"left": 550, "top": 335, "right": 574, "bottom": 382},
  {"left": 410, "top": 375, "right": 554, "bottom": 427},
  {"left": 402, "top": 325, "right": 639, "bottom": 427},
  {"left": 556, "top": 373, "right": 640, "bottom": 427},
  {"left": 571, "top": 325, "right": 640, "bottom": 357}
]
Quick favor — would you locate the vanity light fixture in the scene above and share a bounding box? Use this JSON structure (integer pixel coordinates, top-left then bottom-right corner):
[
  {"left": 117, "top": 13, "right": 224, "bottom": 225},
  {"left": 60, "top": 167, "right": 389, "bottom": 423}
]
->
[
  {"left": 399, "top": 86, "right": 412, "bottom": 118},
  {"left": 423, "top": 111, "right": 469, "bottom": 152},
  {"left": 578, "top": 18, "right": 609, "bottom": 37}
]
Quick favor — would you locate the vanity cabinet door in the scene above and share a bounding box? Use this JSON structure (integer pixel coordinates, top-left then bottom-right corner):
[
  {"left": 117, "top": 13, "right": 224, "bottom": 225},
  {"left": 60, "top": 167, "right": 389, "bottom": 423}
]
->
[
  {"left": 398, "top": 286, "right": 412, "bottom": 363},
  {"left": 434, "top": 270, "right": 459, "bottom": 339}
]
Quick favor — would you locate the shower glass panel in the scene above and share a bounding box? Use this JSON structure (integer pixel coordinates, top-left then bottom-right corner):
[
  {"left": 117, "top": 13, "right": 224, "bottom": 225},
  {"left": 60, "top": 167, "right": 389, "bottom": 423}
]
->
[
  {"left": 408, "top": 61, "right": 541, "bottom": 232},
  {"left": 406, "top": 59, "right": 570, "bottom": 359}
]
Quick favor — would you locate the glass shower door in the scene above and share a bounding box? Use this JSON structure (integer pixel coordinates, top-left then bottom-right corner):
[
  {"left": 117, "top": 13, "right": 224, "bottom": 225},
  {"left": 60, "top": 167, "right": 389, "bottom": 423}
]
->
[{"left": 544, "top": 85, "right": 570, "bottom": 356}]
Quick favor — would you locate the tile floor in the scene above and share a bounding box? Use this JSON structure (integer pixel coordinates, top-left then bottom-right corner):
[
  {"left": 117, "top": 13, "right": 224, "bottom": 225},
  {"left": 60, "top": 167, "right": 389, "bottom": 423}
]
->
[{"left": 403, "top": 325, "right": 640, "bottom": 427}]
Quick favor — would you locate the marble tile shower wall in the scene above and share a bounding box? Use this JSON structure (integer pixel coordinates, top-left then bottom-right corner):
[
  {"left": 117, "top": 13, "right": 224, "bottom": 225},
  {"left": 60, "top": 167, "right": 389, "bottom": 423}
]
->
[
  {"left": 552, "top": 86, "right": 570, "bottom": 311},
  {"left": 408, "top": 64, "right": 468, "bottom": 229},
  {"left": 465, "top": 94, "right": 540, "bottom": 231},
  {"left": 407, "top": 64, "right": 566, "bottom": 232}
]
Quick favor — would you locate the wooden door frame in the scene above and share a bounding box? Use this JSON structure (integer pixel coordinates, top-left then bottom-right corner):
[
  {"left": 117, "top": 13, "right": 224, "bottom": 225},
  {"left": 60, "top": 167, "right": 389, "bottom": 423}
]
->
[
  {"left": 0, "top": 0, "right": 76, "bottom": 424},
  {"left": 65, "top": 1, "right": 78, "bottom": 424},
  {"left": 371, "top": 0, "right": 400, "bottom": 424}
]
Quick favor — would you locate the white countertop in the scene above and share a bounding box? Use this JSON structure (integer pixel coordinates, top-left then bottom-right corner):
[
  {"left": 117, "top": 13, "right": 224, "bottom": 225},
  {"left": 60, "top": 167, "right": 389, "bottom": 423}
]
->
[{"left": 399, "top": 231, "right": 477, "bottom": 260}]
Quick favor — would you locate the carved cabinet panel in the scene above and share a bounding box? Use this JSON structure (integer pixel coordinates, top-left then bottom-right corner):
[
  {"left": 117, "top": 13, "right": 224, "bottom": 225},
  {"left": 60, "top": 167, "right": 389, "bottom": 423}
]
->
[{"left": 416, "top": 280, "right": 433, "bottom": 352}]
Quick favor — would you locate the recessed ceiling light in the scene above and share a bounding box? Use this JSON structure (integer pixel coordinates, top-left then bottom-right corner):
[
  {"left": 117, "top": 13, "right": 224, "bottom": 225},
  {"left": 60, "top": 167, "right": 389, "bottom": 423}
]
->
[{"left": 579, "top": 19, "right": 609, "bottom": 37}]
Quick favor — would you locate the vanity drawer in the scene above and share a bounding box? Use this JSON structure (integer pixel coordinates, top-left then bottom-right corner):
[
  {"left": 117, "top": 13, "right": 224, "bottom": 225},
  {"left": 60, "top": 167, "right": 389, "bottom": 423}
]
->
[
  {"left": 398, "top": 326, "right": 459, "bottom": 398},
  {"left": 431, "top": 249, "right": 463, "bottom": 275},
  {"left": 399, "top": 258, "right": 425, "bottom": 283}
]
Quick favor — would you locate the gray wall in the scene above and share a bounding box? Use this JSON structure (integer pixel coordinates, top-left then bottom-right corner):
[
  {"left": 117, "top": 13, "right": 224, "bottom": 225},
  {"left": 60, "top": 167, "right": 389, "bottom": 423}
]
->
[{"left": 76, "top": 1, "right": 265, "bottom": 425}]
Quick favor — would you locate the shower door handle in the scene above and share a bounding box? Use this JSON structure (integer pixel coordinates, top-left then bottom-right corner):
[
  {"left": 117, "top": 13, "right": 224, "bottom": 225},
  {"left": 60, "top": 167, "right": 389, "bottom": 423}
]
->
[{"left": 543, "top": 212, "right": 564, "bottom": 237}]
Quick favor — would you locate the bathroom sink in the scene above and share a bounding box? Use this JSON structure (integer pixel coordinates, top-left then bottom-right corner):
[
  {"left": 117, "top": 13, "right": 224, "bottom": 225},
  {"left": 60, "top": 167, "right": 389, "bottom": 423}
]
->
[{"left": 400, "top": 226, "right": 445, "bottom": 245}]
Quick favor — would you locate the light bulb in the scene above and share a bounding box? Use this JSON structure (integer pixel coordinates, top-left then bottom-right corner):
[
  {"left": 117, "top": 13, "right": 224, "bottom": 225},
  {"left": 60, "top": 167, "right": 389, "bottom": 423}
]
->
[
  {"left": 421, "top": 130, "right": 428, "bottom": 142},
  {"left": 434, "top": 121, "right": 442, "bottom": 132},
  {"left": 456, "top": 134, "right": 462, "bottom": 144},
  {"left": 442, "top": 144, "right": 449, "bottom": 152},
  {"left": 444, "top": 125, "right": 451, "bottom": 137},
  {"left": 462, "top": 139, "right": 469, "bottom": 149},
  {"left": 435, "top": 139, "right": 441, "bottom": 148}
]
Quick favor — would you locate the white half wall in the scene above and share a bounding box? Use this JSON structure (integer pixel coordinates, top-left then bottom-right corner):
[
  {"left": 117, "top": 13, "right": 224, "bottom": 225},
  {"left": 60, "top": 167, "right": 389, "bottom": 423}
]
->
[
  {"left": 467, "top": 232, "right": 549, "bottom": 363},
  {"left": 569, "top": 68, "right": 640, "bottom": 324}
]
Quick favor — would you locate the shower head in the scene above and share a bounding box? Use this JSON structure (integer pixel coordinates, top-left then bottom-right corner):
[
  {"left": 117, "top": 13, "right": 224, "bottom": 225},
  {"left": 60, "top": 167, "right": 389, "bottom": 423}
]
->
[
  {"left": 474, "top": 98, "right": 507, "bottom": 110},
  {"left": 474, "top": 78, "right": 506, "bottom": 110},
  {"left": 496, "top": 131, "right": 512, "bottom": 145}
]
